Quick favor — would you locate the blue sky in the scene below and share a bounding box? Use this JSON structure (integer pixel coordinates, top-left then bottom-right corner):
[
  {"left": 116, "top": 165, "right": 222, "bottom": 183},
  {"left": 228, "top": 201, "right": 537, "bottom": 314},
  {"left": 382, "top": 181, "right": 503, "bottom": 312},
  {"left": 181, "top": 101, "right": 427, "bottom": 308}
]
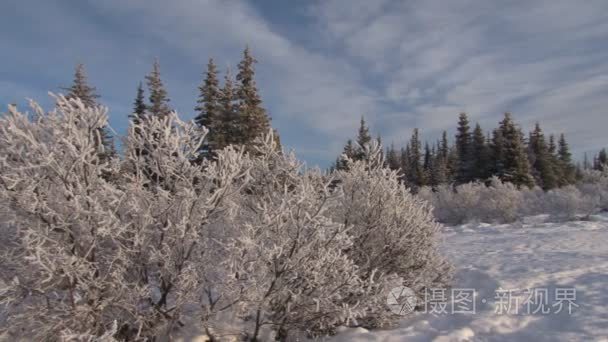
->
[{"left": 1, "top": 0, "right": 607, "bottom": 166}]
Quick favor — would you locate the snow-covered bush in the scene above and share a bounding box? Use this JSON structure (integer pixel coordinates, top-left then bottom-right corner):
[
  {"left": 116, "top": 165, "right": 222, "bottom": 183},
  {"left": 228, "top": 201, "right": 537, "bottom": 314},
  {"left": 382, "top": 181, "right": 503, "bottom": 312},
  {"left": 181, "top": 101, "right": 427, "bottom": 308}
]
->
[
  {"left": 421, "top": 175, "right": 603, "bottom": 225},
  {"left": 577, "top": 169, "right": 608, "bottom": 211},
  {"left": 333, "top": 142, "right": 453, "bottom": 327},
  {"left": 476, "top": 177, "right": 523, "bottom": 223},
  {"left": 423, "top": 178, "right": 522, "bottom": 224},
  {"left": 0, "top": 97, "right": 248, "bottom": 340},
  {"left": 199, "top": 135, "right": 372, "bottom": 340},
  {"left": 542, "top": 186, "right": 598, "bottom": 220},
  {"left": 0, "top": 98, "right": 453, "bottom": 340}
]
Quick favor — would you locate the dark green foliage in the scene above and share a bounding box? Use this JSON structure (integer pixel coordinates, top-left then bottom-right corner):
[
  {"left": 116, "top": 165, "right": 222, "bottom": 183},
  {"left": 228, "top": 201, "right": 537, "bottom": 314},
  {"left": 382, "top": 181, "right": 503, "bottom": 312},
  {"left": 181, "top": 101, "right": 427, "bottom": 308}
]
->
[
  {"left": 471, "top": 123, "right": 490, "bottom": 181},
  {"left": 557, "top": 133, "right": 576, "bottom": 185},
  {"left": 595, "top": 149, "right": 608, "bottom": 170},
  {"left": 528, "top": 123, "right": 557, "bottom": 189},
  {"left": 195, "top": 58, "right": 222, "bottom": 156},
  {"left": 455, "top": 113, "right": 473, "bottom": 184},
  {"left": 145, "top": 59, "right": 171, "bottom": 118},
  {"left": 407, "top": 128, "right": 425, "bottom": 188},
  {"left": 355, "top": 117, "right": 372, "bottom": 160},
  {"left": 236, "top": 46, "right": 271, "bottom": 148},
  {"left": 130, "top": 82, "right": 146, "bottom": 126},
  {"left": 494, "top": 113, "right": 534, "bottom": 187}
]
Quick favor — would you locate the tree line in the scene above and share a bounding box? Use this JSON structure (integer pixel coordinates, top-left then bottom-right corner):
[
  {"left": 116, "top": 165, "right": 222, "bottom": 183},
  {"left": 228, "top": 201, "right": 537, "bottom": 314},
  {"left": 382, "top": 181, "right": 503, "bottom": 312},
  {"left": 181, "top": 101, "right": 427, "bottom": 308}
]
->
[
  {"left": 61, "top": 46, "right": 276, "bottom": 163},
  {"left": 335, "top": 113, "right": 605, "bottom": 191}
]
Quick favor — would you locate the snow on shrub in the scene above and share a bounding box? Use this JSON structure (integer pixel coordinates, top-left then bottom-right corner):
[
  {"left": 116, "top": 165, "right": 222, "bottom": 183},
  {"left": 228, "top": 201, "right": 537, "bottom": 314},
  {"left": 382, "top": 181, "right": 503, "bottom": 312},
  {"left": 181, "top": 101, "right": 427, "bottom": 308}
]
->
[
  {"left": 333, "top": 142, "right": 453, "bottom": 327},
  {"left": 577, "top": 169, "right": 608, "bottom": 211},
  {"left": 543, "top": 186, "right": 598, "bottom": 220},
  {"left": 420, "top": 176, "right": 603, "bottom": 225},
  {"left": 0, "top": 97, "right": 453, "bottom": 340}
]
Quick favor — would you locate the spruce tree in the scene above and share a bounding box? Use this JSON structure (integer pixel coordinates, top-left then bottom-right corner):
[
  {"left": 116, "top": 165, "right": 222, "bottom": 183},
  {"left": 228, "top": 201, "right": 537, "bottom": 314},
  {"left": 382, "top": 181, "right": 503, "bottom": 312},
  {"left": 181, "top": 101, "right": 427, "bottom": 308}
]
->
[
  {"left": 408, "top": 128, "right": 424, "bottom": 188},
  {"left": 386, "top": 144, "right": 400, "bottom": 171},
  {"left": 145, "top": 59, "right": 171, "bottom": 118},
  {"left": 471, "top": 123, "right": 490, "bottom": 181},
  {"left": 528, "top": 123, "right": 557, "bottom": 189},
  {"left": 596, "top": 149, "right": 608, "bottom": 170},
  {"left": 423, "top": 142, "right": 432, "bottom": 185},
  {"left": 217, "top": 67, "right": 239, "bottom": 149},
  {"left": 130, "top": 82, "right": 147, "bottom": 126},
  {"left": 336, "top": 139, "right": 356, "bottom": 170},
  {"left": 496, "top": 113, "right": 534, "bottom": 187},
  {"left": 557, "top": 133, "right": 576, "bottom": 185},
  {"left": 355, "top": 116, "right": 372, "bottom": 159},
  {"left": 63, "top": 63, "right": 114, "bottom": 161},
  {"left": 400, "top": 146, "right": 411, "bottom": 186},
  {"left": 195, "top": 58, "right": 221, "bottom": 155},
  {"left": 547, "top": 134, "right": 563, "bottom": 181},
  {"left": 439, "top": 130, "right": 454, "bottom": 182},
  {"left": 430, "top": 143, "right": 448, "bottom": 187},
  {"left": 236, "top": 46, "right": 271, "bottom": 147},
  {"left": 63, "top": 64, "right": 100, "bottom": 107},
  {"left": 455, "top": 112, "right": 473, "bottom": 184}
]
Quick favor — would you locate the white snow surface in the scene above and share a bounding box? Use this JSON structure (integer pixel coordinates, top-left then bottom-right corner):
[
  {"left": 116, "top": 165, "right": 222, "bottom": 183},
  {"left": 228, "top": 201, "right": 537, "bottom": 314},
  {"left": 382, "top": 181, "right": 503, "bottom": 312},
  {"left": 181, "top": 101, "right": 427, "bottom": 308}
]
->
[{"left": 323, "top": 214, "right": 608, "bottom": 342}]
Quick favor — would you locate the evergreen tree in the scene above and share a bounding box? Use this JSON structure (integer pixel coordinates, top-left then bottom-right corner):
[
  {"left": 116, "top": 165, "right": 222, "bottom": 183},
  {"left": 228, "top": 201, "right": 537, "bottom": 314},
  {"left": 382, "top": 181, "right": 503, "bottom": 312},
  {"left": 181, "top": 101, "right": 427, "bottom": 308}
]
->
[
  {"left": 386, "top": 144, "right": 400, "bottom": 171},
  {"left": 130, "top": 82, "right": 147, "bottom": 126},
  {"left": 63, "top": 63, "right": 114, "bottom": 161},
  {"left": 408, "top": 128, "right": 424, "bottom": 188},
  {"left": 194, "top": 58, "right": 222, "bottom": 155},
  {"left": 496, "top": 113, "right": 534, "bottom": 187},
  {"left": 336, "top": 139, "right": 356, "bottom": 170},
  {"left": 236, "top": 46, "right": 271, "bottom": 147},
  {"left": 63, "top": 64, "right": 100, "bottom": 107},
  {"left": 400, "top": 146, "right": 411, "bottom": 186},
  {"left": 145, "top": 59, "right": 171, "bottom": 118},
  {"left": 596, "top": 149, "right": 608, "bottom": 170},
  {"left": 217, "top": 67, "right": 240, "bottom": 149},
  {"left": 128, "top": 82, "right": 148, "bottom": 159},
  {"left": 490, "top": 128, "right": 505, "bottom": 176},
  {"left": 471, "top": 123, "right": 490, "bottom": 181},
  {"left": 557, "top": 133, "right": 576, "bottom": 185},
  {"left": 423, "top": 142, "right": 432, "bottom": 185},
  {"left": 430, "top": 143, "right": 448, "bottom": 188},
  {"left": 355, "top": 116, "right": 372, "bottom": 159},
  {"left": 439, "top": 130, "right": 454, "bottom": 182},
  {"left": 455, "top": 112, "right": 473, "bottom": 184},
  {"left": 528, "top": 123, "right": 557, "bottom": 189}
]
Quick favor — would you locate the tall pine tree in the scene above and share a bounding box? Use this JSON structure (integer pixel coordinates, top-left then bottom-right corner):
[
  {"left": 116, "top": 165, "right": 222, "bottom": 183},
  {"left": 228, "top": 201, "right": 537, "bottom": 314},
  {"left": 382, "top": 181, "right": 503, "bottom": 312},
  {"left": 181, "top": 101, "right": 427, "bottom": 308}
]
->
[
  {"left": 496, "top": 113, "right": 534, "bottom": 187},
  {"left": 63, "top": 63, "right": 114, "bottom": 161},
  {"left": 355, "top": 116, "right": 372, "bottom": 160},
  {"left": 471, "top": 123, "right": 490, "bottom": 181},
  {"left": 145, "top": 59, "right": 171, "bottom": 118},
  {"left": 557, "top": 133, "right": 576, "bottom": 185},
  {"left": 528, "top": 123, "right": 557, "bottom": 189},
  {"left": 455, "top": 113, "right": 473, "bottom": 184},
  {"left": 130, "top": 82, "right": 146, "bottom": 126},
  {"left": 194, "top": 58, "right": 221, "bottom": 156},
  {"left": 236, "top": 47, "right": 271, "bottom": 147},
  {"left": 407, "top": 128, "right": 425, "bottom": 188}
]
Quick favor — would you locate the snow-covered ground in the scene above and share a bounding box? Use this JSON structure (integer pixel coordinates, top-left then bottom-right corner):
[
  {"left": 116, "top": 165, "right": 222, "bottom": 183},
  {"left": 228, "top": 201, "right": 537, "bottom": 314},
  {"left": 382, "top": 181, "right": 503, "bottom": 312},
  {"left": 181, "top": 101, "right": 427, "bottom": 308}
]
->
[{"left": 326, "top": 214, "right": 608, "bottom": 342}]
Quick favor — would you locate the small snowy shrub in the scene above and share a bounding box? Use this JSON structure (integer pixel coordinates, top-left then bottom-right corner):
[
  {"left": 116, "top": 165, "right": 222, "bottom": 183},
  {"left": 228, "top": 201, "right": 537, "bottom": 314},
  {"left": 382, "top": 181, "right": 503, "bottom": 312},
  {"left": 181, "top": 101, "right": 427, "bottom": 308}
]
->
[
  {"left": 476, "top": 177, "right": 523, "bottom": 223},
  {"left": 543, "top": 186, "right": 598, "bottom": 220},
  {"left": 333, "top": 142, "right": 453, "bottom": 327},
  {"left": 577, "top": 169, "right": 608, "bottom": 211}
]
